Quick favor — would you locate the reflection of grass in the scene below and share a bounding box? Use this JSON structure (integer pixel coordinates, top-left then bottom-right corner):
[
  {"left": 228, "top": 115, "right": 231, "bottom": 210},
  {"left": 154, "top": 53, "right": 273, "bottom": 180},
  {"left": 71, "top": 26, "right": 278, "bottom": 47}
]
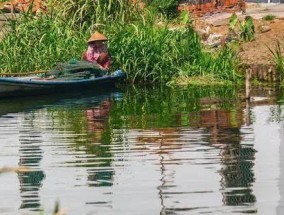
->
[
  {"left": 114, "top": 86, "right": 241, "bottom": 129},
  {"left": 53, "top": 200, "right": 67, "bottom": 215}
]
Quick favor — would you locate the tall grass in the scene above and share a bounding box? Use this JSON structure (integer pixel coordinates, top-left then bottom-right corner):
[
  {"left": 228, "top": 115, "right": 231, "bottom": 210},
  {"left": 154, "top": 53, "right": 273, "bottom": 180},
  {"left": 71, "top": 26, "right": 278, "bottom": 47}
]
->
[
  {"left": 268, "top": 40, "right": 284, "bottom": 77},
  {"left": 0, "top": 12, "right": 87, "bottom": 73},
  {"left": 49, "top": 0, "right": 140, "bottom": 25},
  {"left": 176, "top": 47, "right": 239, "bottom": 82},
  {"left": 143, "top": 0, "right": 179, "bottom": 19},
  {"left": 0, "top": 0, "right": 240, "bottom": 84},
  {"left": 108, "top": 21, "right": 200, "bottom": 83}
]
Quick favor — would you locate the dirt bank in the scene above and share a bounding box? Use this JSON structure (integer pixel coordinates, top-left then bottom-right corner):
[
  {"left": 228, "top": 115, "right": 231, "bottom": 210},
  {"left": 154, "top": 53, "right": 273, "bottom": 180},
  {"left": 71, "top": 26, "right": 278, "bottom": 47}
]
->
[{"left": 198, "top": 3, "right": 284, "bottom": 65}]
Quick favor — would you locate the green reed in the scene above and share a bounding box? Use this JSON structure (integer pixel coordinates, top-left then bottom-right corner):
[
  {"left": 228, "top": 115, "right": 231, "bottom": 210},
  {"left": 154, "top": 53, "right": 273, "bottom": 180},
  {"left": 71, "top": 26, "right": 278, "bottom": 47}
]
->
[
  {"left": 108, "top": 22, "right": 194, "bottom": 83},
  {"left": 268, "top": 40, "right": 284, "bottom": 77},
  {"left": 49, "top": 0, "right": 139, "bottom": 25},
  {"left": 0, "top": 12, "right": 88, "bottom": 73},
  {"left": 0, "top": 0, "right": 240, "bottom": 84},
  {"left": 107, "top": 9, "right": 240, "bottom": 84}
]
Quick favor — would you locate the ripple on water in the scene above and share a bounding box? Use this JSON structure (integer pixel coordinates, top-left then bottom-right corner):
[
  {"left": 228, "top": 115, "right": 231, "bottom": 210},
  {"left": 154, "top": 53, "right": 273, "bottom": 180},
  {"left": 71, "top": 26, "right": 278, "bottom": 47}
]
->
[{"left": 0, "top": 87, "right": 278, "bottom": 215}]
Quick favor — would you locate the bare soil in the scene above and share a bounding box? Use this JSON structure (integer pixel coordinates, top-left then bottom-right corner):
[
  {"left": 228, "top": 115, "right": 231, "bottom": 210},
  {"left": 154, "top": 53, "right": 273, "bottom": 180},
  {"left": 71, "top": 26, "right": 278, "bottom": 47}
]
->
[
  {"left": 238, "top": 19, "right": 284, "bottom": 65},
  {"left": 196, "top": 3, "right": 284, "bottom": 65}
]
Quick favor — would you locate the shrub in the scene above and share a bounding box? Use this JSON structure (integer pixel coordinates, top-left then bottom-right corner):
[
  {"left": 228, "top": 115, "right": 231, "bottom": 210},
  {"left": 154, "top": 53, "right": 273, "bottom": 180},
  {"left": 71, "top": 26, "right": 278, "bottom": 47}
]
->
[
  {"left": 263, "top": 14, "right": 276, "bottom": 21},
  {"left": 143, "top": 0, "right": 179, "bottom": 19}
]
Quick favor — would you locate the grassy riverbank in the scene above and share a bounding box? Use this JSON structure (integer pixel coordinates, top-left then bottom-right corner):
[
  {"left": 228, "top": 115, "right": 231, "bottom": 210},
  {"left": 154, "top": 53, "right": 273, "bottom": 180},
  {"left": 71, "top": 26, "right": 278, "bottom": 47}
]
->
[{"left": 0, "top": 0, "right": 241, "bottom": 85}]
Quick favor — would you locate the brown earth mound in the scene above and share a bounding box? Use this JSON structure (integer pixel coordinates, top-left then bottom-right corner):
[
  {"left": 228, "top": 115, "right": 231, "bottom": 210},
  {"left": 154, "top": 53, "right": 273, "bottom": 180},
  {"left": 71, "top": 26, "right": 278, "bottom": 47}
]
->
[{"left": 197, "top": 3, "right": 284, "bottom": 65}]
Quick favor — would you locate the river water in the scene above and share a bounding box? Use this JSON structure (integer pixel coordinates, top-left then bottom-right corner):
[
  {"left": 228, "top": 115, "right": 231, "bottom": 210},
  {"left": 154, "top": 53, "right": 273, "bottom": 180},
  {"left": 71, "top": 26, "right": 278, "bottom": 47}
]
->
[{"left": 0, "top": 85, "right": 283, "bottom": 215}]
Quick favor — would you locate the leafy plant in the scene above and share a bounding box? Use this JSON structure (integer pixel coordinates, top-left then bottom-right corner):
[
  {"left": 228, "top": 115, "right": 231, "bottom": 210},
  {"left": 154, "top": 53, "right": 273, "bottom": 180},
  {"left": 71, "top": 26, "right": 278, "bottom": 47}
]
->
[
  {"left": 268, "top": 40, "right": 284, "bottom": 75},
  {"left": 229, "top": 13, "right": 238, "bottom": 31},
  {"left": 240, "top": 16, "right": 255, "bottom": 41},
  {"left": 228, "top": 14, "right": 255, "bottom": 42},
  {"left": 179, "top": 9, "right": 192, "bottom": 26}
]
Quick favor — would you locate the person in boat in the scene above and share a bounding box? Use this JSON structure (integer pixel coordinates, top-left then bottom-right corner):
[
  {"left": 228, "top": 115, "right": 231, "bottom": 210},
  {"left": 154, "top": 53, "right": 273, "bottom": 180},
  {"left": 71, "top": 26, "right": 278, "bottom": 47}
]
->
[{"left": 83, "top": 31, "right": 111, "bottom": 71}]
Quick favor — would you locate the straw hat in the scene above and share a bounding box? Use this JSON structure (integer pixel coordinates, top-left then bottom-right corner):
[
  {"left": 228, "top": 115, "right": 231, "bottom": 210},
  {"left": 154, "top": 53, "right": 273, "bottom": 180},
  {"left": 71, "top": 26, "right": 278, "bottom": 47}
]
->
[{"left": 87, "top": 31, "right": 108, "bottom": 43}]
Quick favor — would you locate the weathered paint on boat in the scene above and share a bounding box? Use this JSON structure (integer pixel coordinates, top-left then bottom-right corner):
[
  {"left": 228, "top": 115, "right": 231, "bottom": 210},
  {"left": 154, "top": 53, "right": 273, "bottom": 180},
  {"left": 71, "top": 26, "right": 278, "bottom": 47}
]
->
[{"left": 0, "top": 70, "right": 126, "bottom": 98}]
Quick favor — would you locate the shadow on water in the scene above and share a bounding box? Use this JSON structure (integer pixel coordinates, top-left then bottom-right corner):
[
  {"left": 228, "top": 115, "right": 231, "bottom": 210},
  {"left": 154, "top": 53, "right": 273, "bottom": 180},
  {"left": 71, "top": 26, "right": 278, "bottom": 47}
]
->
[{"left": 0, "top": 86, "right": 123, "bottom": 116}]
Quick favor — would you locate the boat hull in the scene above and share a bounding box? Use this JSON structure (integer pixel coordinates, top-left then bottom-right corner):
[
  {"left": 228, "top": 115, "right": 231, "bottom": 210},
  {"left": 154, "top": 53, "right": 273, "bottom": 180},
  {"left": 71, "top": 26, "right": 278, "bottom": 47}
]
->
[{"left": 0, "top": 71, "right": 125, "bottom": 98}]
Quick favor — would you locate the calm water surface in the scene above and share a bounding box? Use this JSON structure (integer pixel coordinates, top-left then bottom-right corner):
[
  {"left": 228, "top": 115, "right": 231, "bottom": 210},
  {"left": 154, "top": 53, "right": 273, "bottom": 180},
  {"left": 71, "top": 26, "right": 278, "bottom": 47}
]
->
[{"left": 0, "top": 85, "right": 284, "bottom": 215}]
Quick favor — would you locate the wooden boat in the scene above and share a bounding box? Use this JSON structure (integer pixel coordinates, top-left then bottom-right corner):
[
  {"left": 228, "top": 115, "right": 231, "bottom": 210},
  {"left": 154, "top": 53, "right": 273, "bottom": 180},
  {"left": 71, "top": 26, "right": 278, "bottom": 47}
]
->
[{"left": 0, "top": 70, "right": 126, "bottom": 98}]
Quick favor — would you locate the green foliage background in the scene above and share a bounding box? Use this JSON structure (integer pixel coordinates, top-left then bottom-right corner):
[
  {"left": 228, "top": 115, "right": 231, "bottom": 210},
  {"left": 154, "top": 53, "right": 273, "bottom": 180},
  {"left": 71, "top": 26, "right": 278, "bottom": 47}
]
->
[{"left": 0, "top": 0, "right": 241, "bottom": 84}]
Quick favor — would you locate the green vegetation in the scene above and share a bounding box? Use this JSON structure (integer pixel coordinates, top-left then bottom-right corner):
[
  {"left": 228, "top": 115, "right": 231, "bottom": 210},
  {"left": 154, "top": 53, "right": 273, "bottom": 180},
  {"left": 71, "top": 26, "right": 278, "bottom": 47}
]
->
[
  {"left": 240, "top": 16, "right": 255, "bottom": 41},
  {"left": 0, "top": 0, "right": 241, "bottom": 85},
  {"left": 229, "top": 13, "right": 255, "bottom": 42},
  {"left": 268, "top": 40, "right": 284, "bottom": 76},
  {"left": 0, "top": 12, "right": 86, "bottom": 73},
  {"left": 229, "top": 13, "right": 238, "bottom": 32},
  {"left": 263, "top": 14, "right": 276, "bottom": 21},
  {"left": 144, "top": 0, "right": 179, "bottom": 19}
]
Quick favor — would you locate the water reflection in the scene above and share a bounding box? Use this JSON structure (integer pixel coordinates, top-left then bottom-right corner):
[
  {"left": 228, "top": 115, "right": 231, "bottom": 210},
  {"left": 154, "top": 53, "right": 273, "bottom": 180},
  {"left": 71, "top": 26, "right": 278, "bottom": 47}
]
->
[
  {"left": 18, "top": 113, "right": 45, "bottom": 210},
  {"left": 86, "top": 98, "right": 113, "bottom": 187},
  {"left": 86, "top": 98, "right": 111, "bottom": 143},
  {"left": 191, "top": 107, "right": 256, "bottom": 210},
  {"left": 0, "top": 85, "right": 283, "bottom": 214},
  {"left": 122, "top": 87, "right": 257, "bottom": 214}
]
